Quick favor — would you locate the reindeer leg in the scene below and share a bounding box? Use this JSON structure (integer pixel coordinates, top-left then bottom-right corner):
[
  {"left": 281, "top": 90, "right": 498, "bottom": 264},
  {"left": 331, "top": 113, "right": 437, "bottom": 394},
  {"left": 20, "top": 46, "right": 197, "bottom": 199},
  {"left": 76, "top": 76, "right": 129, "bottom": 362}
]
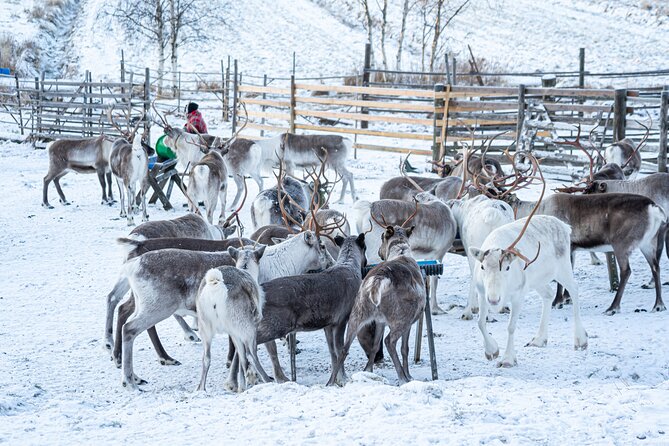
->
[
  {"left": 264, "top": 340, "right": 289, "bottom": 383},
  {"left": 249, "top": 337, "right": 272, "bottom": 384},
  {"left": 174, "top": 315, "right": 200, "bottom": 342},
  {"left": 217, "top": 183, "right": 227, "bottom": 223},
  {"left": 140, "top": 182, "right": 149, "bottom": 222},
  {"left": 477, "top": 292, "right": 499, "bottom": 360},
  {"left": 527, "top": 285, "right": 553, "bottom": 347},
  {"left": 52, "top": 173, "right": 70, "bottom": 206},
  {"left": 604, "top": 251, "right": 631, "bottom": 315},
  {"left": 228, "top": 174, "right": 244, "bottom": 211},
  {"left": 429, "top": 276, "right": 446, "bottom": 315},
  {"left": 104, "top": 278, "right": 129, "bottom": 351},
  {"left": 126, "top": 184, "right": 136, "bottom": 226},
  {"left": 497, "top": 298, "right": 521, "bottom": 368},
  {"left": 196, "top": 320, "right": 213, "bottom": 392},
  {"left": 113, "top": 297, "right": 134, "bottom": 367},
  {"left": 461, "top": 279, "right": 479, "bottom": 320},
  {"left": 558, "top": 273, "right": 588, "bottom": 350},
  {"left": 226, "top": 336, "right": 236, "bottom": 368},
  {"left": 400, "top": 328, "right": 412, "bottom": 381},
  {"left": 364, "top": 322, "right": 385, "bottom": 373},
  {"left": 234, "top": 339, "right": 249, "bottom": 392},
  {"left": 148, "top": 327, "right": 180, "bottom": 366},
  {"left": 327, "top": 314, "right": 366, "bottom": 386},
  {"left": 384, "top": 330, "right": 409, "bottom": 384},
  {"left": 106, "top": 171, "right": 115, "bottom": 203},
  {"left": 641, "top": 245, "right": 665, "bottom": 312}
]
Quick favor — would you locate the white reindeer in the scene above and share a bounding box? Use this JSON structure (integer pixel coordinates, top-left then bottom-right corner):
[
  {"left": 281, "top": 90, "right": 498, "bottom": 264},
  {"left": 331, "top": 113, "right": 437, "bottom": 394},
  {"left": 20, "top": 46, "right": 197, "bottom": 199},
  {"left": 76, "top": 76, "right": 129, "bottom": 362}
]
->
[
  {"left": 189, "top": 149, "right": 228, "bottom": 224},
  {"left": 470, "top": 215, "right": 588, "bottom": 367},
  {"left": 196, "top": 245, "right": 270, "bottom": 392},
  {"left": 448, "top": 195, "right": 514, "bottom": 320},
  {"left": 109, "top": 135, "right": 150, "bottom": 226}
]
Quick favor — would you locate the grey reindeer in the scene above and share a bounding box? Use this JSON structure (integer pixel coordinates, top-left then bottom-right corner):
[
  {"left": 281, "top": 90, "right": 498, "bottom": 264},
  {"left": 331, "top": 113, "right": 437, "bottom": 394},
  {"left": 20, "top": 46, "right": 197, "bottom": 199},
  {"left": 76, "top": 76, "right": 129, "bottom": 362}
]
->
[
  {"left": 328, "top": 225, "right": 425, "bottom": 386},
  {"left": 42, "top": 135, "right": 116, "bottom": 208},
  {"left": 226, "top": 234, "right": 367, "bottom": 387},
  {"left": 104, "top": 212, "right": 238, "bottom": 358},
  {"left": 196, "top": 245, "right": 270, "bottom": 392},
  {"left": 109, "top": 136, "right": 151, "bottom": 226},
  {"left": 115, "top": 230, "right": 331, "bottom": 389}
]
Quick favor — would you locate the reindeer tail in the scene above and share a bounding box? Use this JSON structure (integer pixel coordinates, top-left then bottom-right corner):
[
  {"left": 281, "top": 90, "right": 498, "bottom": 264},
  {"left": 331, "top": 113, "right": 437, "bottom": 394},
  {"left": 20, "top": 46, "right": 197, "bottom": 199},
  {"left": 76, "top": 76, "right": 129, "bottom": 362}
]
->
[
  {"left": 116, "top": 236, "right": 146, "bottom": 261},
  {"left": 205, "top": 268, "right": 223, "bottom": 286}
]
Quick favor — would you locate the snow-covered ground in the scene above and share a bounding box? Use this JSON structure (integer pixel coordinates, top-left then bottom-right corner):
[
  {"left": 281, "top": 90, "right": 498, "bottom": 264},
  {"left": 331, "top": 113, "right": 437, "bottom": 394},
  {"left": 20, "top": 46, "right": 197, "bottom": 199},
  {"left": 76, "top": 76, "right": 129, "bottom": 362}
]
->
[{"left": 1, "top": 136, "right": 669, "bottom": 444}]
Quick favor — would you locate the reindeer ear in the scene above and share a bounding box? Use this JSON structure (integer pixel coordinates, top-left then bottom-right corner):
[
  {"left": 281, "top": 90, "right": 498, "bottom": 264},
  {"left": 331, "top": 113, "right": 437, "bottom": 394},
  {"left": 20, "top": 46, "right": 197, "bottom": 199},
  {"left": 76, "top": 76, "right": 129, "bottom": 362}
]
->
[
  {"left": 334, "top": 235, "right": 345, "bottom": 247},
  {"left": 598, "top": 182, "right": 607, "bottom": 192},
  {"left": 405, "top": 226, "right": 415, "bottom": 238},
  {"left": 356, "top": 233, "right": 366, "bottom": 249},
  {"left": 223, "top": 225, "right": 237, "bottom": 238},
  {"left": 271, "top": 237, "right": 286, "bottom": 245},
  {"left": 254, "top": 245, "right": 267, "bottom": 261},
  {"left": 303, "top": 231, "right": 316, "bottom": 246},
  {"left": 228, "top": 246, "right": 239, "bottom": 260},
  {"left": 469, "top": 247, "right": 485, "bottom": 262}
]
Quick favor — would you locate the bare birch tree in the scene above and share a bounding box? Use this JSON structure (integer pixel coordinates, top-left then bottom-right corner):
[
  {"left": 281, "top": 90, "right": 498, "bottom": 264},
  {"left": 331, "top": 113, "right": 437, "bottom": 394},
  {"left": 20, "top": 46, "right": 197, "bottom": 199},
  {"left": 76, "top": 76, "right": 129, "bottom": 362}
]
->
[{"left": 395, "top": 0, "right": 411, "bottom": 70}]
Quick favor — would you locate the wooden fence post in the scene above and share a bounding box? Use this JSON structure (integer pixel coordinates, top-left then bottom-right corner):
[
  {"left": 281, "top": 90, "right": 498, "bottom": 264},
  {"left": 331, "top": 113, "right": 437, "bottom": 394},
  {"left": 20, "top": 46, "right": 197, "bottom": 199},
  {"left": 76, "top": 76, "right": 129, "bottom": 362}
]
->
[
  {"left": 231, "top": 59, "right": 238, "bottom": 135},
  {"left": 289, "top": 74, "right": 296, "bottom": 133},
  {"left": 83, "top": 70, "right": 89, "bottom": 137},
  {"left": 659, "top": 86, "right": 669, "bottom": 173},
  {"left": 432, "top": 83, "right": 445, "bottom": 170},
  {"left": 177, "top": 71, "right": 181, "bottom": 113},
  {"left": 120, "top": 50, "right": 125, "bottom": 83},
  {"left": 613, "top": 89, "right": 627, "bottom": 142},
  {"left": 445, "top": 53, "right": 451, "bottom": 85},
  {"left": 224, "top": 56, "right": 231, "bottom": 122},
  {"left": 516, "top": 84, "right": 526, "bottom": 149},
  {"left": 578, "top": 48, "right": 585, "bottom": 89},
  {"left": 144, "top": 68, "right": 151, "bottom": 143},
  {"left": 260, "top": 74, "right": 267, "bottom": 137},
  {"left": 361, "top": 43, "right": 371, "bottom": 129},
  {"left": 220, "top": 60, "right": 225, "bottom": 121},
  {"left": 452, "top": 58, "right": 457, "bottom": 85},
  {"left": 15, "top": 74, "right": 23, "bottom": 135}
]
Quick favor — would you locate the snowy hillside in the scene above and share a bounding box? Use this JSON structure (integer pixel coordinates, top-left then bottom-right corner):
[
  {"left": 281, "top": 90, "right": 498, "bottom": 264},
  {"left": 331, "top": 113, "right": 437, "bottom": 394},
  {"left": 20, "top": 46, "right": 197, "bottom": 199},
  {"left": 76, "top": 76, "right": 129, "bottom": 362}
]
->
[{"left": 2, "top": 0, "right": 668, "bottom": 84}]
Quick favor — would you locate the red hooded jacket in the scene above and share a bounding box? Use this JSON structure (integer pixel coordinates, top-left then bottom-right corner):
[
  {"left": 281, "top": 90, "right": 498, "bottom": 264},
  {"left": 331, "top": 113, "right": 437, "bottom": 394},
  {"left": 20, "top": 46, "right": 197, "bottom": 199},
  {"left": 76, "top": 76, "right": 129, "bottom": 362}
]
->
[{"left": 185, "top": 110, "right": 208, "bottom": 134}]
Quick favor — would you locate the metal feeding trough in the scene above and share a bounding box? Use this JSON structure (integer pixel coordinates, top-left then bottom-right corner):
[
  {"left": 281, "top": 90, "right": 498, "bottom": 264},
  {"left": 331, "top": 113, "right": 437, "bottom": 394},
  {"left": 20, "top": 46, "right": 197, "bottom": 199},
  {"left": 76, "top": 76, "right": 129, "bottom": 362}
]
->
[{"left": 287, "top": 260, "right": 442, "bottom": 382}]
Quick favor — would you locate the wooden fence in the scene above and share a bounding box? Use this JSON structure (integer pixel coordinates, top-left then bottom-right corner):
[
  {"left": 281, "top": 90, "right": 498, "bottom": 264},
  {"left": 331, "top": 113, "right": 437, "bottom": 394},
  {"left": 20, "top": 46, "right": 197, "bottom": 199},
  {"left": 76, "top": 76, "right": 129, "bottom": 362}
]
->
[
  {"left": 232, "top": 74, "right": 669, "bottom": 169},
  {"left": 0, "top": 71, "right": 148, "bottom": 142}
]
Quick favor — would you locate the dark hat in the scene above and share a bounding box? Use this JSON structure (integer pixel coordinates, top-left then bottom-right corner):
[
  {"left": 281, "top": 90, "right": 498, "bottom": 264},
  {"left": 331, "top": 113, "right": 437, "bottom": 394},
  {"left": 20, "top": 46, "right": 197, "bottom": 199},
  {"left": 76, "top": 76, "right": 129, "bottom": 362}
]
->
[{"left": 186, "top": 102, "right": 199, "bottom": 114}]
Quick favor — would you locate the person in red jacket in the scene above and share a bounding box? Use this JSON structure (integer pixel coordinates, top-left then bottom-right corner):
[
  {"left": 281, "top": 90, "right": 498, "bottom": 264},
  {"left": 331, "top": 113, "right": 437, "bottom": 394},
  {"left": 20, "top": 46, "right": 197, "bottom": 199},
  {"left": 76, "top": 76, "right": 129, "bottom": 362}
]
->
[{"left": 184, "top": 102, "right": 208, "bottom": 134}]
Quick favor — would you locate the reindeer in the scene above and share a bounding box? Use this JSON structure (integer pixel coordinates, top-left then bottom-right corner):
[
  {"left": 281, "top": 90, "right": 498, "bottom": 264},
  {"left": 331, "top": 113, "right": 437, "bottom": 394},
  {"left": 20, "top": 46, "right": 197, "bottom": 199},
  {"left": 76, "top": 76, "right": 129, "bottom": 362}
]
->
[
  {"left": 327, "top": 226, "right": 425, "bottom": 386},
  {"left": 42, "top": 135, "right": 116, "bottom": 208},
  {"left": 196, "top": 245, "right": 270, "bottom": 392},
  {"left": 223, "top": 137, "right": 274, "bottom": 210},
  {"left": 103, "top": 213, "right": 237, "bottom": 356},
  {"left": 506, "top": 193, "right": 667, "bottom": 314},
  {"left": 112, "top": 230, "right": 333, "bottom": 384},
  {"left": 250, "top": 175, "right": 309, "bottom": 230},
  {"left": 380, "top": 176, "right": 462, "bottom": 202},
  {"left": 470, "top": 215, "right": 589, "bottom": 367},
  {"left": 447, "top": 195, "right": 515, "bottom": 320},
  {"left": 188, "top": 149, "right": 229, "bottom": 224},
  {"left": 226, "top": 234, "right": 367, "bottom": 388},
  {"left": 354, "top": 192, "right": 456, "bottom": 314},
  {"left": 604, "top": 139, "right": 642, "bottom": 179},
  {"left": 109, "top": 137, "right": 150, "bottom": 226},
  {"left": 257, "top": 133, "right": 357, "bottom": 203}
]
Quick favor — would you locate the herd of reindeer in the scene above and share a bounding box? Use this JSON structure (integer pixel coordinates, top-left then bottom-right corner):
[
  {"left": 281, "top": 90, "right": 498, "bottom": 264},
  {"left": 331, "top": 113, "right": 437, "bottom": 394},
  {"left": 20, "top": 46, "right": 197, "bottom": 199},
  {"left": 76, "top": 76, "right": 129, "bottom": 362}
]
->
[{"left": 39, "top": 104, "right": 668, "bottom": 392}]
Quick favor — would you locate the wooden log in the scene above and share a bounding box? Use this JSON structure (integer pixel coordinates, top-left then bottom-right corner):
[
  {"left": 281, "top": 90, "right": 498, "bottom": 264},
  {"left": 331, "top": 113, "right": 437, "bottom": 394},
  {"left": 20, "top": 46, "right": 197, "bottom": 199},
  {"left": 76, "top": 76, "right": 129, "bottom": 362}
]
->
[
  {"left": 289, "top": 75, "right": 296, "bottom": 133},
  {"left": 613, "top": 89, "right": 627, "bottom": 141},
  {"left": 516, "top": 84, "right": 525, "bottom": 148},
  {"left": 294, "top": 108, "right": 434, "bottom": 126},
  {"left": 658, "top": 87, "right": 669, "bottom": 173},
  {"left": 295, "top": 123, "right": 433, "bottom": 140},
  {"left": 238, "top": 85, "right": 291, "bottom": 95}
]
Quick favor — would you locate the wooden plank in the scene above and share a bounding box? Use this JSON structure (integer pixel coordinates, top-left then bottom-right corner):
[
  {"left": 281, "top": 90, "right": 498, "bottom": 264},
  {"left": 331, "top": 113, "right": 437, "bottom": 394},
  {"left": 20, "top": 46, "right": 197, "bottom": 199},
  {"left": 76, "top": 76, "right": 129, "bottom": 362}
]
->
[
  {"left": 294, "top": 108, "right": 434, "bottom": 126},
  {"left": 448, "top": 85, "right": 518, "bottom": 96},
  {"left": 246, "top": 109, "right": 291, "bottom": 120},
  {"left": 542, "top": 103, "right": 612, "bottom": 113},
  {"left": 41, "top": 91, "right": 132, "bottom": 99},
  {"left": 295, "top": 95, "right": 434, "bottom": 112},
  {"left": 238, "top": 85, "right": 291, "bottom": 95},
  {"left": 31, "top": 101, "right": 145, "bottom": 109},
  {"left": 449, "top": 100, "right": 519, "bottom": 112},
  {"left": 295, "top": 83, "right": 436, "bottom": 98},
  {"left": 242, "top": 98, "right": 291, "bottom": 108},
  {"left": 295, "top": 123, "right": 433, "bottom": 140},
  {"left": 40, "top": 80, "right": 133, "bottom": 88},
  {"left": 353, "top": 142, "right": 432, "bottom": 155},
  {"left": 525, "top": 87, "right": 616, "bottom": 98},
  {"left": 245, "top": 122, "right": 289, "bottom": 133}
]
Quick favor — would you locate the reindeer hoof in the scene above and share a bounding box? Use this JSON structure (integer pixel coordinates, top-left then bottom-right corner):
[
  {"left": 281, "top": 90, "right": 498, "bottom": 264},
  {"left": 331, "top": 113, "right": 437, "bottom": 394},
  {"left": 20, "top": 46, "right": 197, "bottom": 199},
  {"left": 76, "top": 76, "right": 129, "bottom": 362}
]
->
[
  {"left": 526, "top": 338, "right": 547, "bottom": 348},
  {"left": 431, "top": 307, "right": 446, "bottom": 316},
  {"left": 133, "top": 375, "right": 148, "bottom": 385},
  {"left": 485, "top": 349, "right": 499, "bottom": 361},
  {"left": 652, "top": 304, "right": 666, "bottom": 312},
  {"left": 497, "top": 359, "right": 517, "bottom": 368},
  {"left": 574, "top": 339, "right": 588, "bottom": 351},
  {"left": 186, "top": 333, "right": 201, "bottom": 343},
  {"left": 641, "top": 283, "right": 653, "bottom": 290},
  {"left": 159, "top": 358, "right": 181, "bottom": 366},
  {"left": 224, "top": 381, "right": 238, "bottom": 393},
  {"left": 604, "top": 308, "right": 619, "bottom": 316},
  {"left": 460, "top": 312, "right": 473, "bottom": 321},
  {"left": 42, "top": 203, "right": 54, "bottom": 209}
]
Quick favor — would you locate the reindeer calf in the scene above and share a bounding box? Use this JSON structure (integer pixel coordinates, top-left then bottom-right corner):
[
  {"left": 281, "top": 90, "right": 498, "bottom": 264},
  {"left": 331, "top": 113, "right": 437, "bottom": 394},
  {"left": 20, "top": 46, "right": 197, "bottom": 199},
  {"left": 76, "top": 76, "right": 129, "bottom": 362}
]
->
[
  {"left": 110, "top": 137, "right": 150, "bottom": 226},
  {"left": 328, "top": 226, "right": 425, "bottom": 386},
  {"left": 196, "top": 246, "right": 270, "bottom": 392},
  {"left": 470, "top": 215, "right": 588, "bottom": 367}
]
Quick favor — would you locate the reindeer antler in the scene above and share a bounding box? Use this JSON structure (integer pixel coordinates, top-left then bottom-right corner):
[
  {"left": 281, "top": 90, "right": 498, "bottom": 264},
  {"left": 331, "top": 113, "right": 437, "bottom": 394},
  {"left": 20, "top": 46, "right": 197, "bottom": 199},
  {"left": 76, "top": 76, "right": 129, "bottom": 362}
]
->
[
  {"left": 400, "top": 197, "right": 420, "bottom": 228},
  {"left": 221, "top": 176, "right": 248, "bottom": 233},
  {"left": 622, "top": 111, "right": 652, "bottom": 168},
  {"left": 502, "top": 152, "right": 545, "bottom": 270},
  {"left": 400, "top": 152, "right": 425, "bottom": 193}
]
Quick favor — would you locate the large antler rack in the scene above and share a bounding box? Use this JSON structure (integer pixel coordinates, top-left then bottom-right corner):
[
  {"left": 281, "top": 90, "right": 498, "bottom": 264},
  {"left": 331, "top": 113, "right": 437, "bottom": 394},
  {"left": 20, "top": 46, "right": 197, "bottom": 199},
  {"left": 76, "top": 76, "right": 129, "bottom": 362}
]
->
[
  {"left": 622, "top": 112, "right": 652, "bottom": 169},
  {"left": 106, "top": 104, "right": 145, "bottom": 143},
  {"left": 399, "top": 152, "right": 425, "bottom": 193},
  {"left": 304, "top": 149, "right": 346, "bottom": 243},
  {"left": 502, "top": 152, "right": 545, "bottom": 271},
  {"left": 221, "top": 176, "right": 248, "bottom": 233}
]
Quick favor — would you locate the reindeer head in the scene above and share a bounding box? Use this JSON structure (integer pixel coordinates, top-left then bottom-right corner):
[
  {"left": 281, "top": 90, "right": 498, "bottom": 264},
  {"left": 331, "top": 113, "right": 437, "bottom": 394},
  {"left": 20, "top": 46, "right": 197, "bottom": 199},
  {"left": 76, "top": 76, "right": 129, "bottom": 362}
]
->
[
  {"left": 469, "top": 248, "right": 521, "bottom": 306},
  {"left": 379, "top": 225, "right": 414, "bottom": 261},
  {"left": 228, "top": 245, "right": 266, "bottom": 281}
]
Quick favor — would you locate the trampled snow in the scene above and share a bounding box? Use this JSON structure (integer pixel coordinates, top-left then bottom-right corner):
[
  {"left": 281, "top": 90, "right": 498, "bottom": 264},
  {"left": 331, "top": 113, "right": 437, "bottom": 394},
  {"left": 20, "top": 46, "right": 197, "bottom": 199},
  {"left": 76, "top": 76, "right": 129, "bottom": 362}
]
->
[{"left": 1, "top": 137, "right": 668, "bottom": 444}]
